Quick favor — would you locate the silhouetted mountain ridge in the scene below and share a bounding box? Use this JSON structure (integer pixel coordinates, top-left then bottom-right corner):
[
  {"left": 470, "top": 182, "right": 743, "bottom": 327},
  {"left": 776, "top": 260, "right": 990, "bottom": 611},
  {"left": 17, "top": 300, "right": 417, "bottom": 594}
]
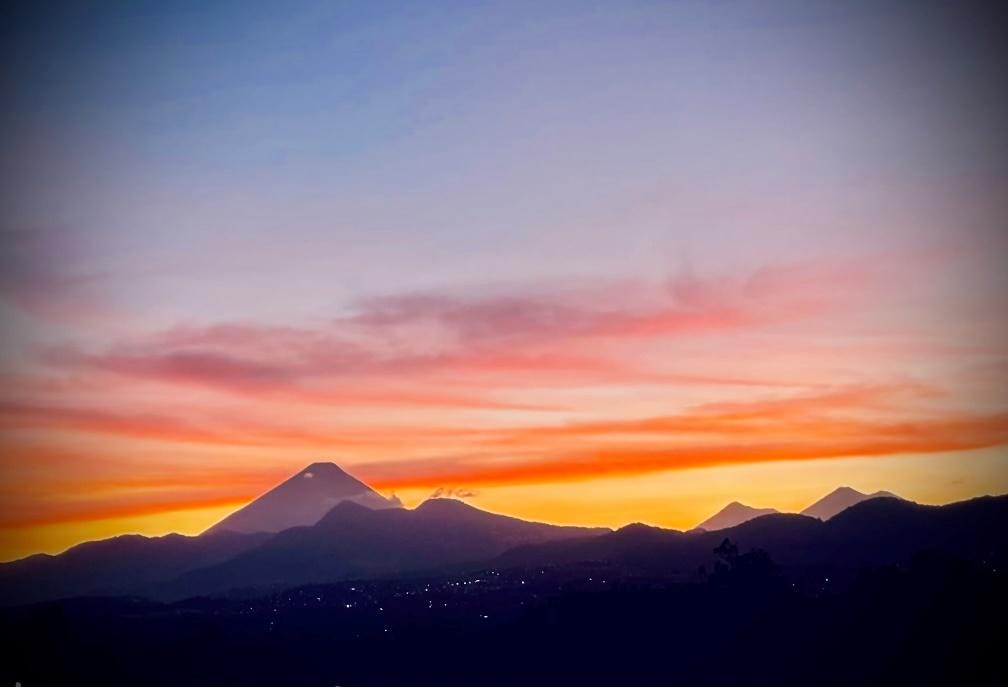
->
[
  {"left": 1, "top": 462, "right": 1002, "bottom": 607},
  {"left": 496, "top": 495, "right": 1007, "bottom": 584},
  {"left": 692, "top": 487, "right": 904, "bottom": 530},
  {"left": 0, "top": 529, "right": 270, "bottom": 606},
  {"left": 695, "top": 501, "right": 780, "bottom": 531},
  {"left": 801, "top": 486, "right": 901, "bottom": 520},
  {"left": 158, "top": 497, "right": 608, "bottom": 599}
]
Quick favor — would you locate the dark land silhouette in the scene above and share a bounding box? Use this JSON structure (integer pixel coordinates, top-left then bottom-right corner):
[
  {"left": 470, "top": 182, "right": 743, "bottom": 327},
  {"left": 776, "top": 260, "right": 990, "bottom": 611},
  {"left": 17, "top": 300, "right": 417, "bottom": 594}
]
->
[{"left": 2, "top": 464, "right": 1005, "bottom": 686}]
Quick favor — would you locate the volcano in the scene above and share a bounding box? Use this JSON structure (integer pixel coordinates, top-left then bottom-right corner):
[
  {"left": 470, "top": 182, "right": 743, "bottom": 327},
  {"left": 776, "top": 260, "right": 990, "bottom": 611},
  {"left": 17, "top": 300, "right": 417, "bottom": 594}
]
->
[
  {"left": 695, "top": 501, "right": 780, "bottom": 531},
  {"left": 204, "top": 462, "right": 401, "bottom": 535},
  {"left": 801, "top": 486, "right": 901, "bottom": 521}
]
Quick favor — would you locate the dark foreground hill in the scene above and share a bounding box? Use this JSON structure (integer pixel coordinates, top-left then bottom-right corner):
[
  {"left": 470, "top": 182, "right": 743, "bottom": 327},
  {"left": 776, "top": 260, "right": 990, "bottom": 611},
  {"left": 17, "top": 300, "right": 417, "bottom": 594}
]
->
[
  {"left": 0, "top": 529, "right": 271, "bottom": 606},
  {"left": 3, "top": 541, "right": 1003, "bottom": 686},
  {"left": 497, "top": 495, "right": 1008, "bottom": 587}
]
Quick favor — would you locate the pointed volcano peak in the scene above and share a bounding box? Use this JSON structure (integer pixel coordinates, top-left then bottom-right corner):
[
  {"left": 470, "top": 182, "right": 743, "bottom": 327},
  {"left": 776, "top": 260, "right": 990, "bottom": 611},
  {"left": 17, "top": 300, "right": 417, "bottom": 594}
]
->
[
  {"left": 832, "top": 486, "right": 864, "bottom": 497},
  {"left": 801, "top": 486, "right": 902, "bottom": 521},
  {"left": 276, "top": 461, "right": 376, "bottom": 498},
  {"left": 204, "top": 461, "right": 401, "bottom": 535},
  {"left": 300, "top": 461, "right": 350, "bottom": 476},
  {"left": 695, "top": 501, "right": 779, "bottom": 531},
  {"left": 296, "top": 461, "right": 364, "bottom": 481}
]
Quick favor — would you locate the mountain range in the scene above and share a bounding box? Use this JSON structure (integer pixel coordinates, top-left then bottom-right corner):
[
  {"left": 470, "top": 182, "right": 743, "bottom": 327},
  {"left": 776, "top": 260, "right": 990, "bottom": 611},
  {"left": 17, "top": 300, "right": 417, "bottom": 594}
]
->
[
  {"left": 498, "top": 494, "right": 1007, "bottom": 581},
  {"left": 693, "top": 486, "right": 904, "bottom": 531},
  {"left": 0, "top": 462, "right": 1001, "bottom": 607}
]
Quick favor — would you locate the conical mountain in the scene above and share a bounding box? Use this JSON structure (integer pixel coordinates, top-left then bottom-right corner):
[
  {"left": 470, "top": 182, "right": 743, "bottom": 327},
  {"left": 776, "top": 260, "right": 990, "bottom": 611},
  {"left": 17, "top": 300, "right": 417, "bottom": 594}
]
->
[
  {"left": 800, "top": 486, "right": 900, "bottom": 521},
  {"left": 695, "top": 501, "right": 779, "bottom": 531},
  {"left": 204, "top": 462, "right": 401, "bottom": 535}
]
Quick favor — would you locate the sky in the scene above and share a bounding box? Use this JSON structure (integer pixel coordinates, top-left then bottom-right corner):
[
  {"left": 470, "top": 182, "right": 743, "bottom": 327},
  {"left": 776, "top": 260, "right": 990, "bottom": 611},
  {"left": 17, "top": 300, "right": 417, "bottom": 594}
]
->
[{"left": 1, "top": 0, "right": 1006, "bottom": 561}]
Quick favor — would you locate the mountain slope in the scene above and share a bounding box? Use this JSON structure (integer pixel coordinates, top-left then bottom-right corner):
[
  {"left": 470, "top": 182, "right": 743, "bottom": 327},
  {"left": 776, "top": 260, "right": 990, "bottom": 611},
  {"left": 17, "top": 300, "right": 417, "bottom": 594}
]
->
[
  {"left": 495, "top": 513, "right": 820, "bottom": 578},
  {"left": 495, "top": 495, "right": 1008, "bottom": 583},
  {"left": 5, "top": 492, "right": 1003, "bottom": 607},
  {"left": 695, "top": 501, "right": 780, "bottom": 531},
  {"left": 809, "top": 494, "right": 1008, "bottom": 568},
  {"left": 0, "top": 529, "right": 270, "bottom": 606},
  {"left": 163, "top": 499, "right": 608, "bottom": 599},
  {"left": 801, "top": 486, "right": 900, "bottom": 520},
  {"left": 205, "top": 462, "right": 401, "bottom": 535}
]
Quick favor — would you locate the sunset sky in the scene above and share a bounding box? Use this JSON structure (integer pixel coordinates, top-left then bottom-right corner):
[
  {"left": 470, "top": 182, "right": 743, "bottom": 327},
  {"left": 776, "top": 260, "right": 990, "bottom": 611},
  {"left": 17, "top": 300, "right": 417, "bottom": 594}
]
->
[{"left": 1, "top": 1, "right": 1006, "bottom": 561}]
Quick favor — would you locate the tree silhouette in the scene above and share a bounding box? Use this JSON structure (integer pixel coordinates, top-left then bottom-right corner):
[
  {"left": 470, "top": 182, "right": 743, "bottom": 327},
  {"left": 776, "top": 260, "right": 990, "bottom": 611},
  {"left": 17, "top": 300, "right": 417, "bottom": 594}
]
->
[
  {"left": 714, "top": 537, "right": 739, "bottom": 574},
  {"left": 710, "top": 538, "right": 782, "bottom": 591}
]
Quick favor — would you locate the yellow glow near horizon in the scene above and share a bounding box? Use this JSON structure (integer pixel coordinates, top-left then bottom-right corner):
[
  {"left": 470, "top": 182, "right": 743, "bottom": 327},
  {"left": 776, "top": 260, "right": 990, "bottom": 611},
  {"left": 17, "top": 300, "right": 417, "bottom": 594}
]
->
[
  {"left": 4, "top": 447, "right": 1005, "bottom": 563},
  {"left": 0, "top": 502, "right": 243, "bottom": 562}
]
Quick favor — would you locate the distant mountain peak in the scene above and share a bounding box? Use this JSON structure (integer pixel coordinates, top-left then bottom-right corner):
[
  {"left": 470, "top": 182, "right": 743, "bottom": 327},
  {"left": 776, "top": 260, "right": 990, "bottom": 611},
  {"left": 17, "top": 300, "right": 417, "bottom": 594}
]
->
[
  {"left": 695, "top": 501, "right": 779, "bottom": 531},
  {"left": 204, "top": 461, "right": 401, "bottom": 535},
  {"left": 615, "top": 522, "right": 667, "bottom": 538},
  {"left": 416, "top": 497, "right": 472, "bottom": 512},
  {"left": 301, "top": 461, "right": 350, "bottom": 476},
  {"left": 801, "top": 486, "right": 902, "bottom": 521},
  {"left": 413, "top": 498, "right": 510, "bottom": 524}
]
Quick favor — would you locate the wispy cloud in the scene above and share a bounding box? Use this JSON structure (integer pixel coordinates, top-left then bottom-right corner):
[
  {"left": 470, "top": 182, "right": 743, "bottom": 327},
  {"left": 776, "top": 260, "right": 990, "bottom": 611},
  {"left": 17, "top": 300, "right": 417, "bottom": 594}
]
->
[
  {"left": 4, "top": 255, "right": 1005, "bottom": 538},
  {"left": 36, "top": 259, "right": 876, "bottom": 403},
  {"left": 4, "top": 381, "right": 1005, "bottom": 529},
  {"left": 360, "top": 410, "right": 1008, "bottom": 490}
]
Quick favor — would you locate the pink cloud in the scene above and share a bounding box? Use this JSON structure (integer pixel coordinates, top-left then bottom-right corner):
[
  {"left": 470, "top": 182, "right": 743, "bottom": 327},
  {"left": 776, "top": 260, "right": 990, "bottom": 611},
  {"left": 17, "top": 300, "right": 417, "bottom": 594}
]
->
[{"left": 35, "top": 259, "right": 878, "bottom": 404}]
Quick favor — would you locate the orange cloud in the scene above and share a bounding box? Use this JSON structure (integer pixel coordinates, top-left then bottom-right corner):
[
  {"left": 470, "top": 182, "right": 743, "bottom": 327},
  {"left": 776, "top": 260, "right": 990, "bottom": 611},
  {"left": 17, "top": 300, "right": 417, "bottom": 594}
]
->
[
  {"left": 1, "top": 493, "right": 252, "bottom": 529},
  {"left": 4, "top": 255, "right": 1004, "bottom": 547},
  {"left": 3, "top": 381, "right": 1005, "bottom": 531},
  {"left": 360, "top": 412, "right": 1008, "bottom": 490}
]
